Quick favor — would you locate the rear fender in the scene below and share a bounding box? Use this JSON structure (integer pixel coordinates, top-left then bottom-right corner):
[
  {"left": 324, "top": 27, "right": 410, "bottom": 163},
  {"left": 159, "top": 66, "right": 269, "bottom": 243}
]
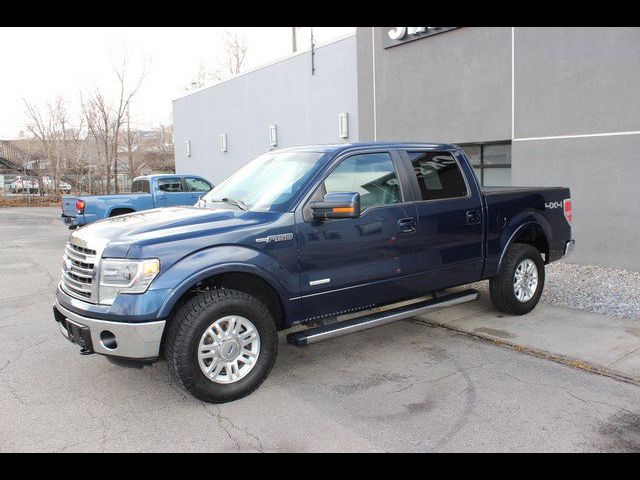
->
[
  {"left": 105, "top": 205, "right": 136, "bottom": 218},
  {"left": 496, "top": 211, "right": 552, "bottom": 274}
]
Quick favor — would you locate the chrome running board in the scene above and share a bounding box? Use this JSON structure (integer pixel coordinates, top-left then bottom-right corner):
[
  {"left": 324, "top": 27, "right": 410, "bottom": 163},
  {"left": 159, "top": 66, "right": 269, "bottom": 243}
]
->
[{"left": 287, "top": 289, "right": 479, "bottom": 346}]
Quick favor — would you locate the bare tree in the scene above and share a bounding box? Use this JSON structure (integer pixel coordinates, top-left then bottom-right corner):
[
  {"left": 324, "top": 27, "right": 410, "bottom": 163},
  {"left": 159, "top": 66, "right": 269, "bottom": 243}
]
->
[
  {"left": 65, "top": 118, "right": 89, "bottom": 193},
  {"left": 23, "top": 97, "right": 70, "bottom": 200},
  {"left": 122, "top": 105, "right": 151, "bottom": 180},
  {"left": 188, "top": 62, "right": 211, "bottom": 90},
  {"left": 140, "top": 124, "right": 174, "bottom": 173},
  {"left": 186, "top": 29, "right": 248, "bottom": 90},
  {"left": 81, "top": 54, "right": 146, "bottom": 194},
  {"left": 112, "top": 56, "right": 146, "bottom": 192},
  {"left": 81, "top": 90, "right": 112, "bottom": 194},
  {"left": 218, "top": 29, "right": 248, "bottom": 79}
]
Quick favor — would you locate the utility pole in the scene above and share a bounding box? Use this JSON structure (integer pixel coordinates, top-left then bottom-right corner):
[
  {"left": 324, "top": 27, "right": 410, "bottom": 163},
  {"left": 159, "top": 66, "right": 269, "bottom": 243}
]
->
[
  {"left": 291, "top": 27, "right": 297, "bottom": 53},
  {"left": 310, "top": 27, "right": 315, "bottom": 75}
]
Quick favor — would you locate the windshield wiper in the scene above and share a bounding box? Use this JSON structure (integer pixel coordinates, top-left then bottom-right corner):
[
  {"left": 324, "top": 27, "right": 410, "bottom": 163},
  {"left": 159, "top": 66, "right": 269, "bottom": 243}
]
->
[{"left": 206, "top": 197, "right": 248, "bottom": 211}]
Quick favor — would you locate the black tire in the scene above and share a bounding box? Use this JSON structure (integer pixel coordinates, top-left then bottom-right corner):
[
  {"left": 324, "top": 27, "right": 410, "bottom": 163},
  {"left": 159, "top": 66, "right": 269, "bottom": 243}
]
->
[
  {"left": 164, "top": 288, "right": 278, "bottom": 403},
  {"left": 489, "top": 243, "right": 545, "bottom": 315}
]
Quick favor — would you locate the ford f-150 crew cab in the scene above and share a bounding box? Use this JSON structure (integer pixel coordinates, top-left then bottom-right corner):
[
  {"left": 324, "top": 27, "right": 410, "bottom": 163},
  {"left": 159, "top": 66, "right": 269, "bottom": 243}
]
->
[
  {"left": 60, "top": 174, "right": 213, "bottom": 228},
  {"left": 53, "top": 142, "right": 574, "bottom": 403}
]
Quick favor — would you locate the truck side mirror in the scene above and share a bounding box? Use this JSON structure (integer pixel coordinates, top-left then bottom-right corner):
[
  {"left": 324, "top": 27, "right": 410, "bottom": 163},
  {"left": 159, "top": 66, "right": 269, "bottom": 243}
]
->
[{"left": 310, "top": 192, "right": 361, "bottom": 220}]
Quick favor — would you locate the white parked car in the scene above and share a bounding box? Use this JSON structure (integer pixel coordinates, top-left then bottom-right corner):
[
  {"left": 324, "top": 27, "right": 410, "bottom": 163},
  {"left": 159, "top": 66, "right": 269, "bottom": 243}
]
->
[
  {"left": 9, "top": 176, "right": 39, "bottom": 194},
  {"left": 41, "top": 176, "right": 72, "bottom": 194}
]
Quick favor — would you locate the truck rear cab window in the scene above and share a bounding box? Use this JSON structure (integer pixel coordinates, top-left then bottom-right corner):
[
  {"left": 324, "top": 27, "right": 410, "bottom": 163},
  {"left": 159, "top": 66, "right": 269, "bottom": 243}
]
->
[
  {"left": 131, "top": 179, "right": 150, "bottom": 193},
  {"left": 408, "top": 151, "right": 467, "bottom": 201},
  {"left": 323, "top": 152, "right": 402, "bottom": 210},
  {"left": 158, "top": 178, "right": 183, "bottom": 192}
]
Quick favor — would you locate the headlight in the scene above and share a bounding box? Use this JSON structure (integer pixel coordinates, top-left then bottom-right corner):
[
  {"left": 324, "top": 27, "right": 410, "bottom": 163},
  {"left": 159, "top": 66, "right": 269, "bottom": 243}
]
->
[{"left": 98, "top": 259, "right": 160, "bottom": 305}]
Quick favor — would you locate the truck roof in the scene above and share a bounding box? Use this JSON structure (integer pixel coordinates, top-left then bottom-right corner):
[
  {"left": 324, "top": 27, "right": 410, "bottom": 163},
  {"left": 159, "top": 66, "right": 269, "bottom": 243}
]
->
[
  {"left": 274, "top": 142, "right": 457, "bottom": 155},
  {"left": 132, "top": 174, "right": 207, "bottom": 181}
]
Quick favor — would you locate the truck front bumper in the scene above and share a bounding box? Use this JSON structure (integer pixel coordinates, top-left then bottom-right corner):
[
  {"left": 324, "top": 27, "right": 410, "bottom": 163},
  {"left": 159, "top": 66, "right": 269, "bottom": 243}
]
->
[{"left": 53, "top": 299, "right": 165, "bottom": 361}]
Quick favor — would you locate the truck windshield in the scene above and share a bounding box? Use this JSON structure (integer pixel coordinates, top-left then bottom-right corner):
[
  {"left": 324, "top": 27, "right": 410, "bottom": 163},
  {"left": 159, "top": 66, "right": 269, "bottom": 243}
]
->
[{"left": 201, "top": 151, "right": 326, "bottom": 212}]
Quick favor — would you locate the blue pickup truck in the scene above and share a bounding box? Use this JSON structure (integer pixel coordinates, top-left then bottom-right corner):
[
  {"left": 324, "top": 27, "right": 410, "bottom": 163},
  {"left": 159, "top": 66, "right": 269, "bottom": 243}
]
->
[
  {"left": 60, "top": 174, "right": 213, "bottom": 228},
  {"left": 54, "top": 142, "right": 574, "bottom": 403}
]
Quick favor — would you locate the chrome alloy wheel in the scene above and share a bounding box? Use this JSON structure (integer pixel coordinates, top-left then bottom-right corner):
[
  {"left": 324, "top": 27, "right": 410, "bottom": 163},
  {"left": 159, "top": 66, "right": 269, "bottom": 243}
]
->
[
  {"left": 197, "top": 315, "right": 260, "bottom": 384},
  {"left": 513, "top": 259, "right": 539, "bottom": 303}
]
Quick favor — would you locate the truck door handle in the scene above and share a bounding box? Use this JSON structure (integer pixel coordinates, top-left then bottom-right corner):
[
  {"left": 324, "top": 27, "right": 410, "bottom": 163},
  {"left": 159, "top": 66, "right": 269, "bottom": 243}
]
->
[
  {"left": 398, "top": 218, "right": 416, "bottom": 233},
  {"left": 466, "top": 210, "right": 481, "bottom": 225}
]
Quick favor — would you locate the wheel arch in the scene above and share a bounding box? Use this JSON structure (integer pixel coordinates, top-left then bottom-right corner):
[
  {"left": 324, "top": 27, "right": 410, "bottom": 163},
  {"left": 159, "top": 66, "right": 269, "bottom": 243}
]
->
[
  {"left": 157, "top": 262, "right": 290, "bottom": 330},
  {"left": 108, "top": 206, "right": 136, "bottom": 217},
  {"left": 497, "top": 220, "right": 551, "bottom": 274}
]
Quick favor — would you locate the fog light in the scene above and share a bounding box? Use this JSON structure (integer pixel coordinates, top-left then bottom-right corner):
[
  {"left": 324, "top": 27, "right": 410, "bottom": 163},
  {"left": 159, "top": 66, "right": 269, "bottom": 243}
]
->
[{"left": 100, "top": 330, "right": 117, "bottom": 350}]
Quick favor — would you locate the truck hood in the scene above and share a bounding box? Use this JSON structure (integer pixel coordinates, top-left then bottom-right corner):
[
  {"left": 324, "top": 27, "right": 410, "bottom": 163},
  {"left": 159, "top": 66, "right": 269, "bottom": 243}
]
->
[{"left": 71, "top": 206, "right": 282, "bottom": 258}]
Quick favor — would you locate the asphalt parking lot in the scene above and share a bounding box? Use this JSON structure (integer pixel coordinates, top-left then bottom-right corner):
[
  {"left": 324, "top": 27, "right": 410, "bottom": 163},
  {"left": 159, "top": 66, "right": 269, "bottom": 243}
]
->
[{"left": 1, "top": 207, "right": 639, "bottom": 452}]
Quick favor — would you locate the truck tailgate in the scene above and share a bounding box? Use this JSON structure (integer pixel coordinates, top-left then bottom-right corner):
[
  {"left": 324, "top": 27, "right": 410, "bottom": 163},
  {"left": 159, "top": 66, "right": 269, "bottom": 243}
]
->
[{"left": 61, "top": 197, "right": 78, "bottom": 217}]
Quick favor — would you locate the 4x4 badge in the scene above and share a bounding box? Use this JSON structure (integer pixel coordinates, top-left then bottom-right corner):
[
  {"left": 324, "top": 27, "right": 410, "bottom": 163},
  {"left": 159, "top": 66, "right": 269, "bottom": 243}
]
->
[{"left": 256, "top": 233, "right": 294, "bottom": 244}]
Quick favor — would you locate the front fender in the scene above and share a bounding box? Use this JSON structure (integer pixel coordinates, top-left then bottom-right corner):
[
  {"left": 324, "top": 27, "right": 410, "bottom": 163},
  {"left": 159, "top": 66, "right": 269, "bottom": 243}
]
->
[{"left": 151, "top": 245, "right": 297, "bottom": 320}]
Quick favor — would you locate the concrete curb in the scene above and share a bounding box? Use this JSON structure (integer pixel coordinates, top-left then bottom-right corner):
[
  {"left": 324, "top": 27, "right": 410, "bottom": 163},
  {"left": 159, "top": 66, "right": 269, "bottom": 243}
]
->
[{"left": 412, "top": 317, "right": 640, "bottom": 387}]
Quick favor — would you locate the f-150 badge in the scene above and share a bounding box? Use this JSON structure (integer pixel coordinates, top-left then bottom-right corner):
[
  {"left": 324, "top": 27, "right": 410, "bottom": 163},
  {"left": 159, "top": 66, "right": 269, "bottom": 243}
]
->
[{"left": 256, "top": 233, "right": 294, "bottom": 243}]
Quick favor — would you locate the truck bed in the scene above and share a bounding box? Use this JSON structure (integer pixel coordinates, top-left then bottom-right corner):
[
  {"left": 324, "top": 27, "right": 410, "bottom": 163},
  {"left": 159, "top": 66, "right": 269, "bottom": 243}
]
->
[
  {"left": 481, "top": 185, "right": 572, "bottom": 276},
  {"left": 482, "top": 186, "right": 569, "bottom": 196}
]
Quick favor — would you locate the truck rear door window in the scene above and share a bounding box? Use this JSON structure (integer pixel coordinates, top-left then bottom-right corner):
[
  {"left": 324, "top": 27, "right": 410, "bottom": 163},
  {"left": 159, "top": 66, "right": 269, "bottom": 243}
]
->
[
  {"left": 158, "top": 178, "right": 183, "bottom": 192},
  {"left": 408, "top": 151, "right": 467, "bottom": 201}
]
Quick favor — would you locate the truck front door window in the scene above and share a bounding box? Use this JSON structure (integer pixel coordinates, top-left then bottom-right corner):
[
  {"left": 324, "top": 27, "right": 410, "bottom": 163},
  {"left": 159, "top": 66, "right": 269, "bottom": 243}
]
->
[
  {"left": 185, "top": 177, "right": 211, "bottom": 192},
  {"left": 323, "top": 153, "right": 402, "bottom": 210}
]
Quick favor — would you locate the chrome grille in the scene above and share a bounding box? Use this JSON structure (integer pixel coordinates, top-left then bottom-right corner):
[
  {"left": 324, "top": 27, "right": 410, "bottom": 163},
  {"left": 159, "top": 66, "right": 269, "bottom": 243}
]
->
[{"left": 61, "top": 242, "right": 98, "bottom": 302}]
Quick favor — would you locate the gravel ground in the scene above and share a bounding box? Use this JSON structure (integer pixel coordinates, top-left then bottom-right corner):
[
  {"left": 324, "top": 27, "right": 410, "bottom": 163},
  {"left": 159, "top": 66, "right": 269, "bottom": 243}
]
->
[
  {"left": 472, "top": 261, "right": 640, "bottom": 321},
  {"left": 542, "top": 261, "right": 640, "bottom": 320}
]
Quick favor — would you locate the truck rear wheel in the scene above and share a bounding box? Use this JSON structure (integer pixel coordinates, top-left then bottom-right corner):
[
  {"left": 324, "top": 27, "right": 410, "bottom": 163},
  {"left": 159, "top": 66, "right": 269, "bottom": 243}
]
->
[
  {"left": 489, "top": 243, "right": 545, "bottom": 315},
  {"left": 165, "top": 288, "right": 278, "bottom": 403}
]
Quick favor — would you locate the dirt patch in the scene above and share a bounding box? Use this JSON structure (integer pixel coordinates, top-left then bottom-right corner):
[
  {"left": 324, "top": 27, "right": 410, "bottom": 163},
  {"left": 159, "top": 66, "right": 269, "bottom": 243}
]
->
[{"left": 0, "top": 196, "right": 58, "bottom": 208}]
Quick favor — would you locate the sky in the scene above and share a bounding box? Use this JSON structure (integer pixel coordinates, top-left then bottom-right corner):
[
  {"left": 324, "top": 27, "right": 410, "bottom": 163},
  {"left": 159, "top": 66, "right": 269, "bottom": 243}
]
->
[{"left": 0, "top": 27, "right": 355, "bottom": 139}]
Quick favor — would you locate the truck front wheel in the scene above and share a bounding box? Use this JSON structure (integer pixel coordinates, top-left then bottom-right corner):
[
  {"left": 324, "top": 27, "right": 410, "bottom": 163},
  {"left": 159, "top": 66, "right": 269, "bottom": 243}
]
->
[
  {"left": 489, "top": 243, "right": 545, "bottom": 315},
  {"left": 165, "top": 288, "right": 278, "bottom": 403}
]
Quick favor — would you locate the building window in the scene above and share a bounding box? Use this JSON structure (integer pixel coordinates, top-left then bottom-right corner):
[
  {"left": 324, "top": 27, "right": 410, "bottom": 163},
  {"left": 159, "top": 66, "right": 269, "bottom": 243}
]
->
[{"left": 460, "top": 142, "right": 511, "bottom": 187}]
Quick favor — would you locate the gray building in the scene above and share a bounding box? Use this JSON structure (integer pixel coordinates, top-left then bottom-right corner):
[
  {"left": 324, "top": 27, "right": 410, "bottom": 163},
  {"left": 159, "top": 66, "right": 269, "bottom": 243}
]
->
[
  {"left": 173, "top": 34, "right": 358, "bottom": 185},
  {"left": 173, "top": 27, "right": 640, "bottom": 271}
]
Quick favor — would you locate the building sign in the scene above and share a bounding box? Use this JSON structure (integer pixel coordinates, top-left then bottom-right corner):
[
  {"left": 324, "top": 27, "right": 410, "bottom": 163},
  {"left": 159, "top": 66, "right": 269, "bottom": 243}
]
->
[{"left": 383, "top": 27, "right": 459, "bottom": 49}]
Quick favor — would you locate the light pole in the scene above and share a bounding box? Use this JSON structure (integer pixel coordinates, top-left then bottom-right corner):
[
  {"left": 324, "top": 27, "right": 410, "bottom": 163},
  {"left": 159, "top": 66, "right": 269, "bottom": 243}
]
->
[{"left": 291, "top": 27, "right": 298, "bottom": 53}]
